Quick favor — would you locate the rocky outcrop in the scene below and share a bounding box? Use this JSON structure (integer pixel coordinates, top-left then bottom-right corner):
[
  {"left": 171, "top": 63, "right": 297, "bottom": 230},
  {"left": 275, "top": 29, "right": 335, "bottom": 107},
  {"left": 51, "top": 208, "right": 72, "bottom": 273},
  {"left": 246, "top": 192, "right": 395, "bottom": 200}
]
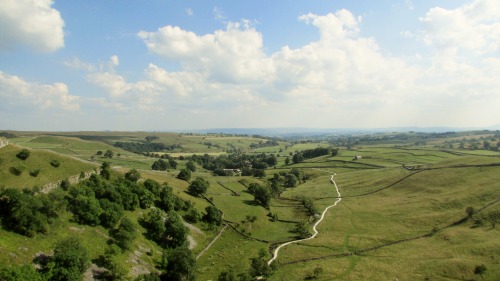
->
[
  {"left": 40, "top": 169, "right": 99, "bottom": 193},
  {"left": 0, "top": 138, "right": 9, "bottom": 149}
]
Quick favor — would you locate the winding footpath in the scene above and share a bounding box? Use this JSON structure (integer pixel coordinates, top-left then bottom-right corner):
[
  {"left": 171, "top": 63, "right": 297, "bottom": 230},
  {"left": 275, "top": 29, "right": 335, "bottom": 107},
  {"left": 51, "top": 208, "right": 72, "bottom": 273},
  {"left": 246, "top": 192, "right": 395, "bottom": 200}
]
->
[{"left": 268, "top": 173, "right": 342, "bottom": 265}]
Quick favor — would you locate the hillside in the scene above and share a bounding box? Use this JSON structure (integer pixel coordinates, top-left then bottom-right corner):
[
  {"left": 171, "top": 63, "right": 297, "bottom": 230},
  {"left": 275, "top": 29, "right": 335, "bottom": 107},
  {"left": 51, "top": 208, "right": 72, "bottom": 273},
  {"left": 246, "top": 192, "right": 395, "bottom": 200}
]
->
[{"left": 0, "top": 130, "right": 498, "bottom": 280}]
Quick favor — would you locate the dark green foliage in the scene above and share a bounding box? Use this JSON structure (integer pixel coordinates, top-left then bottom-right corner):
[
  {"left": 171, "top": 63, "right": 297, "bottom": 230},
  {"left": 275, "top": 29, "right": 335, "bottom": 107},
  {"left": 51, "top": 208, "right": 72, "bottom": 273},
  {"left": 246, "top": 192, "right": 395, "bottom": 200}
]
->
[
  {"left": 187, "top": 177, "right": 209, "bottom": 197},
  {"left": 217, "top": 269, "right": 238, "bottom": 281},
  {"left": 159, "top": 245, "right": 196, "bottom": 281},
  {"left": 70, "top": 195, "right": 102, "bottom": 226},
  {"left": 285, "top": 157, "right": 290, "bottom": 165},
  {"left": 100, "top": 162, "right": 111, "bottom": 180},
  {"left": 253, "top": 169, "right": 266, "bottom": 178},
  {"left": 0, "top": 188, "right": 55, "bottom": 236},
  {"left": 203, "top": 206, "right": 222, "bottom": 226},
  {"left": 152, "top": 159, "right": 170, "bottom": 171},
  {"left": 186, "top": 160, "right": 197, "bottom": 172},
  {"left": 253, "top": 185, "right": 271, "bottom": 208},
  {"left": 104, "top": 150, "right": 114, "bottom": 158},
  {"left": 16, "top": 149, "right": 30, "bottom": 160},
  {"left": 60, "top": 178, "right": 70, "bottom": 190},
  {"left": 284, "top": 174, "right": 298, "bottom": 188},
  {"left": 145, "top": 136, "right": 160, "bottom": 142},
  {"left": 98, "top": 245, "right": 129, "bottom": 280},
  {"left": 125, "top": 169, "right": 141, "bottom": 182},
  {"left": 466, "top": 206, "right": 475, "bottom": 218},
  {"left": 474, "top": 264, "right": 486, "bottom": 276},
  {"left": 0, "top": 131, "right": 17, "bottom": 138},
  {"left": 0, "top": 264, "right": 44, "bottom": 281},
  {"left": 300, "top": 196, "right": 318, "bottom": 216},
  {"left": 50, "top": 159, "right": 61, "bottom": 168},
  {"left": 50, "top": 237, "right": 90, "bottom": 281},
  {"left": 294, "top": 221, "right": 311, "bottom": 239},
  {"left": 140, "top": 208, "right": 167, "bottom": 244},
  {"left": 115, "top": 141, "right": 181, "bottom": 154},
  {"left": 184, "top": 208, "right": 201, "bottom": 223},
  {"left": 292, "top": 153, "right": 304, "bottom": 164},
  {"left": 99, "top": 199, "right": 124, "bottom": 228},
  {"left": 168, "top": 158, "right": 178, "bottom": 169},
  {"left": 157, "top": 184, "right": 175, "bottom": 212},
  {"left": 177, "top": 169, "right": 191, "bottom": 181},
  {"left": 144, "top": 179, "right": 162, "bottom": 196},
  {"left": 9, "top": 166, "right": 23, "bottom": 176},
  {"left": 110, "top": 217, "right": 136, "bottom": 250},
  {"left": 164, "top": 210, "right": 188, "bottom": 248},
  {"left": 248, "top": 249, "right": 271, "bottom": 278}
]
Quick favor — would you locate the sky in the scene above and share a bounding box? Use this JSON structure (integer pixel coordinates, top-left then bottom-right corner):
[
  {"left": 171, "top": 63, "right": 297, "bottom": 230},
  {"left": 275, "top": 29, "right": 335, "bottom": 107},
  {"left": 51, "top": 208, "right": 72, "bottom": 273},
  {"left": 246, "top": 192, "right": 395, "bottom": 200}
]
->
[{"left": 0, "top": 0, "right": 499, "bottom": 131}]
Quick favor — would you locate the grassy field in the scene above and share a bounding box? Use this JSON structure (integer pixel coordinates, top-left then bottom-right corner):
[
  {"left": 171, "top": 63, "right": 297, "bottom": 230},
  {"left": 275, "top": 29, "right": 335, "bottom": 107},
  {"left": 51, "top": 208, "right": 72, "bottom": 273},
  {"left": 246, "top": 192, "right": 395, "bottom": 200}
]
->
[{"left": 0, "top": 131, "right": 498, "bottom": 280}]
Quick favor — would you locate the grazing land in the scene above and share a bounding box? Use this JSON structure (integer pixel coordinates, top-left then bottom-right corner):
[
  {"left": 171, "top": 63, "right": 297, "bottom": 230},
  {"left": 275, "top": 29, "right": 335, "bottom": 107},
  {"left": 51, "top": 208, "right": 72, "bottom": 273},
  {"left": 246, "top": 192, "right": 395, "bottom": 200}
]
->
[{"left": 0, "top": 130, "right": 498, "bottom": 280}]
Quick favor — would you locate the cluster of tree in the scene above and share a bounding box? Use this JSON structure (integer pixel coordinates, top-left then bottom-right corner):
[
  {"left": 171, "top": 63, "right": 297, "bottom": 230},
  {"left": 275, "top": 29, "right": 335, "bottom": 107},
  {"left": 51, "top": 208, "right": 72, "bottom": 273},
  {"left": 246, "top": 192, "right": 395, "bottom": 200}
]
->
[
  {"left": 140, "top": 208, "right": 188, "bottom": 248},
  {"left": 145, "top": 135, "right": 160, "bottom": 142},
  {"left": 299, "top": 196, "right": 318, "bottom": 216},
  {"left": 188, "top": 153, "right": 276, "bottom": 178},
  {"left": 217, "top": 249, "right": 272, "bottom": 280},
  {"left": 96, "top": 149, "right": 115, "bottom": 158},
  {"left": 0, "top": 131, "right": 17, "bottom": 138},
  {"left": 114, "top": 141, "right": 181, "bottom": 154},
  {"left": 249, "top": 139, "right": 279, "bottom": 149},
  {"left": 151, "top": 158, "right": 178, "bottom": 171},
  {"left": 0, "top": 188, "right": 63, "bottom": 237},
  {"left": 200, "top": 141, "right": 223, "bottom": 149},
  {"left": 188, "top": 177, "right": 210, "bottom": 197},
  {"left": 289, "top": 147, "right": 338, "bottom": 164}
]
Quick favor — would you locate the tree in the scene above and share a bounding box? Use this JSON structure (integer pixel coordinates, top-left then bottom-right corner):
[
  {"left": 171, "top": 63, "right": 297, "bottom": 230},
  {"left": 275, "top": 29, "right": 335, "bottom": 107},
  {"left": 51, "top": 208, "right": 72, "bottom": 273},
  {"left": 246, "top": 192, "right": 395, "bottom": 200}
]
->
[
  {"left": 168, "top": 158, "right": 178, "bottom": 169},
  {"left": 157, "top": 184, "right": 175, "bottom": 212},
  {"left": 159, "top": 245, "right": 196, "bottom": 281},
  {"left": 51, "top": 237, "right": 90, "bottom": 281},
  {"left": 186, "top": 161, "right": 197, "bottom": 172},
  {"left": 253, "top": 185, "right": 271, "bottom": 208},
  {"left": 203, "top": 206, "right": 222, "bottom": 226},
  {"left": 141, "top": 208, "right": 166, "bottom": 243},
  {"left": 164, "top": 210, "right": 188, "bottom": 248},
  {"left": 104, "top": 150, "right": 114, "bottom": 159},
  {"left": 125, "top": 169, "right": 141, "bottom": 182},
  {"left": 187, "top": 177, "right": 209, "bottom": 197},
  {"left": 253, "top": 169, "right": 266, "bottom": 178},
  {"left": 16, "top": 149, "right": 30, "bottom": 160},
  {"left": 285, "top": 157, "right": 290, "bottom": 165},
  {"left": 71, "top": 195, "right": 102, "bottom": 226},
  {"left": 177, "top": 169, "right": 191, "bottom": 181},
  {"left": 152, "top": 159, "right": 169, "bottom": 171},
  {"left": 249, "top": 249, "right": 271, "bottom": 278},
  {"left": 110, "top": 217, "right": 137, "bottom": 250},
  {"left": 184, "top": 208, "right": 201, "bottom": 223},
  {"left": 284, "top": 174, "right": 298, "bottom": 188},
  {"left": 217, "top": 269, "right": 238, "bottom": 281},
  {"left": 101, "top": 162, "right": 111, "bottom": 180},
  {"left": 294, "top": 221, "right": 311, "bottom": 239},
  {"left": 292, "top": 153, "right": 304, "bottom": 164},
  {"left": 99, "top": 199, "right": 124, "bottom": 228}
]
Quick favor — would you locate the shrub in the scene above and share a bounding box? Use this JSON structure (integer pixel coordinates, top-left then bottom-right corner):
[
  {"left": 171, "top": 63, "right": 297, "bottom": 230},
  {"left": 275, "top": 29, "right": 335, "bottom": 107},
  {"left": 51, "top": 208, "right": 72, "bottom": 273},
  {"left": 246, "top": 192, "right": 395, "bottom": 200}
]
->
[
  {"left": 29, "top": 169, "right": 40, "bottom": 177},
  {"left": 50, "top": 159, "right": 60, "bottom": 168},
  {"left": 9, "top": 166, "right": 23, "bottom": 176},
  {"left": 16, "top": 149, "right": 30, "bottom": 160}
]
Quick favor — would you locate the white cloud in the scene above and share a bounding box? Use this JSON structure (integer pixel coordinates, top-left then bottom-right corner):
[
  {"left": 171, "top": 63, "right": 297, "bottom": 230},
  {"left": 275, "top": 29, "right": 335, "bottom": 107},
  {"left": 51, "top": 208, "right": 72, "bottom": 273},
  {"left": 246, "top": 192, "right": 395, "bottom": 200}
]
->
[
  {"left": 0, "top": 72, "right": 79, "bottom": 111},
  {"left": 0, "top": 0, "right": 65, "bottom": 52},
  {"left": 421, "top": 0, "right": 500, "bottom": 54},
  {"left": 186, "top": 8, "right": 193, "bottom": 16},
  {"left": 63, "top": 57, "right": 96, "bottom": 71},
  {"left": 110, "top": 55, "right": 120, "bottom": 67}
]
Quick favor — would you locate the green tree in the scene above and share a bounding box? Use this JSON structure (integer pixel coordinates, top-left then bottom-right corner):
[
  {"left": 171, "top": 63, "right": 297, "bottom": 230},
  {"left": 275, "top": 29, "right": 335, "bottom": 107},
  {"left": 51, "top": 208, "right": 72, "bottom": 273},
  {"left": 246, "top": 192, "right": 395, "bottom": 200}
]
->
[
  {"left": 157, "top": 184, "right": 175, "bottom": 212},
  {"left": 186, "top": 161, "right": 197, "bottom": 172},
  {"left": 184, "top": 208, "right": 201, "bottom": 223},
  {"left": 71, "top": 195, "right": 102, "bottom": 226},
  {"left": 217, "top": 269, "right": 238, "bottom": 281},
  {"left": 51, "top": 237, "right": 90, "bottom": 281},
  {"left": 177, "top": 169, "right": 192, "bottom": 181},
  {"left": 284, "top": 174, "right": 298, "bottom": 188},
  {"left": 152, "top": 159, "right": 170, "bottom": 171},
  {"left": 292, "top": 153, "right": 304, "bottom": 164},
  {"left": 101, "top": 162, "right": 111, "bottom": 180},
  {"left": 159, "top": 245, "right": 196, "bottom": 281},
  {"left": 125, "top": 169, "right": 141, "bottom": 182},
  {"left": 248, "top": 249, "right": 271, "bottom": 278},
  {"left": 99, "top": 199, "right": 124, "bottom": 228},
  {"left": 187, "top": 177, "right": 209, "bottom": 197},
  {"left": 141, "top": 209, "right": 166, "bottom": 243},
  {"left": 110, "top": 217, "right": 137, "bottom": 251},
  {"left": 164, "top": 210, "right": 188, "bottom": 248},
  {"left": 285, "top": 157, "right": 290, "bottom": 165},
  {"left": 253, "top": 185, "right": 271, "bottom": 208},
  {"left": 294, "top": 221, "right": 311, "bottom": 239},
  {"left": 104, "top": 150, "right": 114, "bottom": 159},
  {"left": 203, "top": 206, "right": 223, "bottom": 226},
  {"left": 168, "top": 158, "right": 178, "bottom": 169}
]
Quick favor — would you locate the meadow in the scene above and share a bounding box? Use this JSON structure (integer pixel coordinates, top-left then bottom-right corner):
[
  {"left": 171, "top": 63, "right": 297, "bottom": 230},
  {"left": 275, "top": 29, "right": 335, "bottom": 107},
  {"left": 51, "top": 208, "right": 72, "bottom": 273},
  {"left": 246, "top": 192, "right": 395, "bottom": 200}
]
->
[{"left": 0, "top": 130, "right": 498, "bottom": 280}]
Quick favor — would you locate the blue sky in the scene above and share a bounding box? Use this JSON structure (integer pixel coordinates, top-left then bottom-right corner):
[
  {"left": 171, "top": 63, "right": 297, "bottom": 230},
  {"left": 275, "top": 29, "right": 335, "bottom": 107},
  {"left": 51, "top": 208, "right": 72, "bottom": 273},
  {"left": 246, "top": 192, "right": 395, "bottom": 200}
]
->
[{"left": 0, "top": 0, "right": 498, "bottom": 131}]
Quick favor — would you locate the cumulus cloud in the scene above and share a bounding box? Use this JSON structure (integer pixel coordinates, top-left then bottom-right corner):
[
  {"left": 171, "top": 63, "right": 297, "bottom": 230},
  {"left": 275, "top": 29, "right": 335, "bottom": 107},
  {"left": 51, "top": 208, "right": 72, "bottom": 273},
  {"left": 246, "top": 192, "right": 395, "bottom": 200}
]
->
[
  {"left": 0, "top": 72, "right": 79, "bottom": 111},
  {"left": 0, "top": 0, "right": 65, "bottom": 52},
  {"left": 63, "top": 57, "right": 96, "bottom": 71},
  {"left": 421, "top": 0, "right": 500, "bottom": 54}
]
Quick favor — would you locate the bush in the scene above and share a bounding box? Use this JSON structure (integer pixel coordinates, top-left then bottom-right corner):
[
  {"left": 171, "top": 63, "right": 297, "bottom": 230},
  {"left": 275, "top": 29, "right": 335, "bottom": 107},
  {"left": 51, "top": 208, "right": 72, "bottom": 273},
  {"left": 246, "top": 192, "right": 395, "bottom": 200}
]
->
[
  {"left": 9, "top": 166, "right": 23, "bottom": 176},
  {"left": 50, "top": 159, "right": 60, "bottom": 168},
  {"left": 29, "top": 169, "right": 40, "bottom": 177},
  {"left": 51, "top": 237, "right": 90, "bottom": 281},
  {"left": 177, "top": 169, "right": 191, "bottom": 181},
  {"left": 110, "top": 217, "right": 136, "bottom": 250},
  {"left": 187, "top": 177, "right": 209, "bottom": 197},
  {"left": 184, "top": 208, "right": 201, "bottom": 223},
  {"left": 16, "top": 149, "right": 30, "bottom": 160}
]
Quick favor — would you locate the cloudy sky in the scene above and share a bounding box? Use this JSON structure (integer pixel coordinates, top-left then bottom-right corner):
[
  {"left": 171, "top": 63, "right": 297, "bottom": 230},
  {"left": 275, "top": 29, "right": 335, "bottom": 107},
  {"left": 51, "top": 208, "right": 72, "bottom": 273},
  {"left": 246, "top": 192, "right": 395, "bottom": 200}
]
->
[{"left": 0, "top": 0, "right": 499, "bottom": 131}]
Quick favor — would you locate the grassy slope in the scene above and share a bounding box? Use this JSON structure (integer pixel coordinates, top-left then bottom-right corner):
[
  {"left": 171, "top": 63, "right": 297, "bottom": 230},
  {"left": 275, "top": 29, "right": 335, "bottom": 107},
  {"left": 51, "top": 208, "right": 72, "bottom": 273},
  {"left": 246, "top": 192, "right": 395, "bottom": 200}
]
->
[
  {"left": 0, "top": 144, "right": 98, "bottom": 189},
  {"left": 1, "top": 132, "right": 499, "bottom": 280}
]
